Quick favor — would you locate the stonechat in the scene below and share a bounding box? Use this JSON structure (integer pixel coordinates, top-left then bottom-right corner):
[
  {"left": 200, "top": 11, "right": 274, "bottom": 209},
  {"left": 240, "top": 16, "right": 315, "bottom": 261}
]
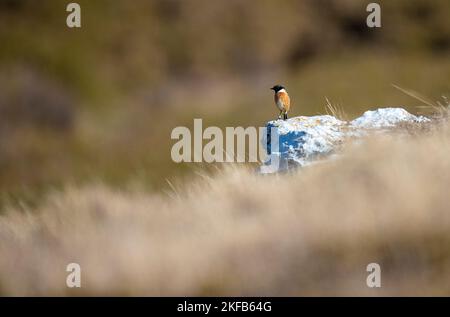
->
[{"left": 271, "top": 85, "right": 291, "bottom": 120}]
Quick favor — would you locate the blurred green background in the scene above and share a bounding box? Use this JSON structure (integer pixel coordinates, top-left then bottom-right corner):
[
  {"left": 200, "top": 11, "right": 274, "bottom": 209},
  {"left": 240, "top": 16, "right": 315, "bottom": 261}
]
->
[{"left": 0, "top": 0, "right": 449, "bottom": 209}]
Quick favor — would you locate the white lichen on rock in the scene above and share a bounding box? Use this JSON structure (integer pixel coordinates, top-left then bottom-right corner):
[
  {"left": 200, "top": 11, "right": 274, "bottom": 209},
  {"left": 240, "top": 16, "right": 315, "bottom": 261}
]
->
[
  {"left": 261, "top": 107, "right": 430, "bottom": 172},
  {"left": 265, "top": 115, "right": 347, "bottom": 165},
  {"left": 350, "top": 107, "right": 430, "bottom": 129}
]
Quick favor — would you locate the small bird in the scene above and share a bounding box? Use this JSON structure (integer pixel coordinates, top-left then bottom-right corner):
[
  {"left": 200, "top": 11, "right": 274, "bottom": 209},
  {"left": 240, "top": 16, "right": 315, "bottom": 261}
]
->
[{"left": 271, "top": 85, "right": 291, "bottom": 120}]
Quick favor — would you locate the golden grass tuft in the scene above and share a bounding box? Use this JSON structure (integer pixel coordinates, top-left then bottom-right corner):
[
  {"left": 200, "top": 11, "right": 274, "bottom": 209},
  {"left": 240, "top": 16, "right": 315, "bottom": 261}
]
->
[{"left": 324, "top": 97, "right": 348, "bottom": 122}]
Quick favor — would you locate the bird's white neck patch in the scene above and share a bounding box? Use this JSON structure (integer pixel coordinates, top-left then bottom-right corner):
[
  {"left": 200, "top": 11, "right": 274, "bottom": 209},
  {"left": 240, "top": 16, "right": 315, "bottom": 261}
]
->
[{"left": 277, "top": 89, "right": 286, "bottom": 93}]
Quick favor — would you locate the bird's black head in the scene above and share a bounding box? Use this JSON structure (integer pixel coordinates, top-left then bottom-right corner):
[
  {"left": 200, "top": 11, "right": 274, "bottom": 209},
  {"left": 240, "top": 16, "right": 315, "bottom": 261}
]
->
[{"left": 270, "top": 85, "right": 285, "bottom": 92}]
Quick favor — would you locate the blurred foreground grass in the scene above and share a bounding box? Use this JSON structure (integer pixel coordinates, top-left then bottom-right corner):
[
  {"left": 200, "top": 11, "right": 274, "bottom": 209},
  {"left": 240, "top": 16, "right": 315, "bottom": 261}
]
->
[{"left": 0, "top": 113, "right": 449, "bottom": 295}]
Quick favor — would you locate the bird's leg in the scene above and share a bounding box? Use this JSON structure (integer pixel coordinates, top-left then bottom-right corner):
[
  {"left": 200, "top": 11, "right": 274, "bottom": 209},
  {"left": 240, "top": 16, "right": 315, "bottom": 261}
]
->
[
  {"left": 278, "top": 111, "right": 282, "bottom": 120},
  {"left": 283, "top": 112, "right": 288, "bottom": 120}
]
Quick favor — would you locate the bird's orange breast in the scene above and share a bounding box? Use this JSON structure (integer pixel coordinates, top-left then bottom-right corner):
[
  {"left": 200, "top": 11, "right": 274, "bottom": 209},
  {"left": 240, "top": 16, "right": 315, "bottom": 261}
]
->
[{"left": 275, "top": 91, "right": 291, "bottom": 111}]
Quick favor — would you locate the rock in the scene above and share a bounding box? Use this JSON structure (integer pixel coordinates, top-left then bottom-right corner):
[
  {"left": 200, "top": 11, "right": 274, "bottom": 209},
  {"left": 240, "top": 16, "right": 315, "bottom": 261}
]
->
[
  {"left": 260, "top": 107, "right": 430, "bottom": 172},
  {"left": 350, "top": 107, "right": 430, "bottom": 129},
  {"left": 264, "top": 115, "right": 347, "bottom": 166}
]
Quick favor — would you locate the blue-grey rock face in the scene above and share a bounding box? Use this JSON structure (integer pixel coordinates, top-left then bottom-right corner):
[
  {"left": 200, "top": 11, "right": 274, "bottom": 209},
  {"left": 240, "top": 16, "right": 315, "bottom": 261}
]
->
[{"left": 260, "top": 108, "right": 429, "bottom": 173}]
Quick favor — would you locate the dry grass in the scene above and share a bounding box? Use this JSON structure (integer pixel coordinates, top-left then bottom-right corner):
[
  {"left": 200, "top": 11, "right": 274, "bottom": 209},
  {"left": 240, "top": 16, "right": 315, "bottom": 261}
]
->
[
  {"left": 1, "top": 118, "right": 450, "bottom": 296},
  {"left": 392, "top": 84, "right": 450, "bottom": 118},
  {"left": 324, "top": 97, "right": 348, "bottom": 121}
]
